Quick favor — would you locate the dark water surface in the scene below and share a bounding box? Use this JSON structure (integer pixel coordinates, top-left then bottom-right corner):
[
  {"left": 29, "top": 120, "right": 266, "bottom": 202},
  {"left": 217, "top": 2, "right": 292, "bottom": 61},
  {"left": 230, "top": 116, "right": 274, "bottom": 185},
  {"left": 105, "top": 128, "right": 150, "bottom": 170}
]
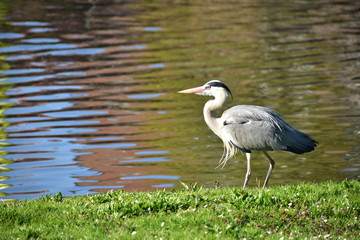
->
[{"left": 0, "top": 0, "right": 359, "bottom": 200}]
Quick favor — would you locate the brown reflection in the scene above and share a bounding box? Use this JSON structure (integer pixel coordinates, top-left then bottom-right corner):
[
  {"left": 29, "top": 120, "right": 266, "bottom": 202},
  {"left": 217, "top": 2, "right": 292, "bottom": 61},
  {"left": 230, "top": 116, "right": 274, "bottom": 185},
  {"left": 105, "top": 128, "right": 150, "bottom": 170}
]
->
[{"left": 74, "top": 102, "right": 174, "bottom": 191}]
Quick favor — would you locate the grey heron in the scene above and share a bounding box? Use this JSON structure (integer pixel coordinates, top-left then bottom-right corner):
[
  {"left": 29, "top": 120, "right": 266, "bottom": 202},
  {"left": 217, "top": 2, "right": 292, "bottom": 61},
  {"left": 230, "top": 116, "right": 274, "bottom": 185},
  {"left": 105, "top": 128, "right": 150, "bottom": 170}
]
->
[{"left": 178, "top": 80, "right": 317, "bottom": 188}]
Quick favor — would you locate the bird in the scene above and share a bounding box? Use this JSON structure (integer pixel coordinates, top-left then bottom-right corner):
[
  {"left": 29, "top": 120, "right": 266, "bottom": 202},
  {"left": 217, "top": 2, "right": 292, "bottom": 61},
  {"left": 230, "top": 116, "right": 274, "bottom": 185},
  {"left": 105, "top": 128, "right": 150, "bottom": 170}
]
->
[{"left": 178, "top": 80, "right": 317, "bottom": 188}]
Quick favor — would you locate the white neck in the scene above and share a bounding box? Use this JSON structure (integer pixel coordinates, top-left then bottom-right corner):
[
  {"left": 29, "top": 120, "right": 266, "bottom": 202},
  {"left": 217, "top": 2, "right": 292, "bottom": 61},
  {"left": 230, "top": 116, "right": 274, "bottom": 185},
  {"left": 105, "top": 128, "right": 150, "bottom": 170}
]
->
[{"left": 203, "top": 94, "right": 229, "bottom": 137}]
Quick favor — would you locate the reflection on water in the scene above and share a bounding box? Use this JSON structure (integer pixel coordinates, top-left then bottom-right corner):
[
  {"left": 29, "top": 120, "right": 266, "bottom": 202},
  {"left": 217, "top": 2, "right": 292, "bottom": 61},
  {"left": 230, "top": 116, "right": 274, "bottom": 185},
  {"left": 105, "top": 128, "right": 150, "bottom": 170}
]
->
[{"left": 0, "top": 0, "right": 359, "bottom": 200}]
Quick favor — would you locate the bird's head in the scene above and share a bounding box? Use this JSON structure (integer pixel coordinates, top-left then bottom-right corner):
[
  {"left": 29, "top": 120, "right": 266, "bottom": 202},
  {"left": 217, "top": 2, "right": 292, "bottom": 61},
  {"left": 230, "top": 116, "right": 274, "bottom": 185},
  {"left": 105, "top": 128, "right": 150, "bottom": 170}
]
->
[{"left": 178, "top": 80, "right": 233, "bottom": 101}]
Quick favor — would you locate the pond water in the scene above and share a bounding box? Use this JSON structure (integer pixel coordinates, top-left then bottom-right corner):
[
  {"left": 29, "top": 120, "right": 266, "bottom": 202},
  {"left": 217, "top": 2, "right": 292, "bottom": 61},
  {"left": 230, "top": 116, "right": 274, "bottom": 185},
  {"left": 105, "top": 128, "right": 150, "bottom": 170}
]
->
[{"left": 0, "top": 0, "right": 359, "bottom": 201}]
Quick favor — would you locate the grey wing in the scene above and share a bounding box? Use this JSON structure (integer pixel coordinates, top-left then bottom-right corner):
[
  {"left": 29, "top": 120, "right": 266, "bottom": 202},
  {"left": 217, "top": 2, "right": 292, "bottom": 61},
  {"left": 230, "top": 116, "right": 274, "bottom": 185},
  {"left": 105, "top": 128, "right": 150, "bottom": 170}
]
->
[{"left": 220, "top": 105, "right": 317, "bottom": 153}]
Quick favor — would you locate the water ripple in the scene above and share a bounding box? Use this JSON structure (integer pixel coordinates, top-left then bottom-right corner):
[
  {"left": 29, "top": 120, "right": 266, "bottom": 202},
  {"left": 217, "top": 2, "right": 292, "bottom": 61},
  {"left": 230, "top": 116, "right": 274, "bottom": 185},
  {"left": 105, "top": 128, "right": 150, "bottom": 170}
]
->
[
  {"left": 0, "top": 33, "right": 24, "bottom": 39},
  {"left": 4, "top": 102, "right": 73, "bottom": 115},
  {"left": 6, "top": 86, "right": 83, "bottom": 95},
  {"left": 0, "top": 43, "right": 77, "bottom": 53},
  {"left": 11, "top": 21, "right": 49, "bottom": 26},
  {"left": 1, "top": 69, "right": 45, "bottom": 75},
  {"left": 121, "top": 157, "right": 170, "bottom": 163},
  {"left": 121, "top": 175, "right": 180, "bottom": 180}
]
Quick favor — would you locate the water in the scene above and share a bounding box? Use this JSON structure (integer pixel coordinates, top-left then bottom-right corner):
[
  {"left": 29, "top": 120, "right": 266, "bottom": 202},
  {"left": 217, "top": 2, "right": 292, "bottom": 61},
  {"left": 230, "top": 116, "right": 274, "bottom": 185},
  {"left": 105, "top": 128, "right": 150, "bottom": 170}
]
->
[{"left": 0, "top": 0, "right": 359, "bottom": 201}]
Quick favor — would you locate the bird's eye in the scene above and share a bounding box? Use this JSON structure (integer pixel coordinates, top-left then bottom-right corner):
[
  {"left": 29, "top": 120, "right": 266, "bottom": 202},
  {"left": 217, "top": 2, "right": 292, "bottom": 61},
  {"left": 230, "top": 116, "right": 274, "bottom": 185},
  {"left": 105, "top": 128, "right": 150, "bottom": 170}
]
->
[{"left": 205, "top": 85, "right": 211, "bottom": 89}]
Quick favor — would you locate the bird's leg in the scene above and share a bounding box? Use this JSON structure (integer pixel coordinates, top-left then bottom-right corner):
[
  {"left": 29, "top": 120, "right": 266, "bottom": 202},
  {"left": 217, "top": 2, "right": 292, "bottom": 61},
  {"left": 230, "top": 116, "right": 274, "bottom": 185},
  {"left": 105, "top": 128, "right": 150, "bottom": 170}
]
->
[
  {"left": 262, "top": 151, "right": 275, "bottom": 188},
  {"left": 243, "top": 152, "right": 251, "bottom": 187}
]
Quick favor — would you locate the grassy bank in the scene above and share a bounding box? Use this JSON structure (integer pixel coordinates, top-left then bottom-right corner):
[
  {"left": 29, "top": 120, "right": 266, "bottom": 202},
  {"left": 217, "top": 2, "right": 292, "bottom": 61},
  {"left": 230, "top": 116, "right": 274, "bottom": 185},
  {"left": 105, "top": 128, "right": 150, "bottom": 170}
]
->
[{"left": 1, "top": 181, "right": 359, "bottom": 239}]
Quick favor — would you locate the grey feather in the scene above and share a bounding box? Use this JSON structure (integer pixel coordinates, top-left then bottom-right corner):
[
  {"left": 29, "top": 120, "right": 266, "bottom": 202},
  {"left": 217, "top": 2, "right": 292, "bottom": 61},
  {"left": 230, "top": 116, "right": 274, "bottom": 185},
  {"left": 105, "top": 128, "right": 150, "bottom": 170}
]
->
[{"left": 220, "top": 105, "right": 317, "bottom": 153}]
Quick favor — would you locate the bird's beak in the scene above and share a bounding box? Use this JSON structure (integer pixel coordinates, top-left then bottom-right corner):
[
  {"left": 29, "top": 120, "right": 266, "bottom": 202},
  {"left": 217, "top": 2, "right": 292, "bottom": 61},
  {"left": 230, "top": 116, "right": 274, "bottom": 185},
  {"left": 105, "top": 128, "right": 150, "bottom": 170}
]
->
[{"left": 178, "top": 86, "right": 205, "bottom": 94}]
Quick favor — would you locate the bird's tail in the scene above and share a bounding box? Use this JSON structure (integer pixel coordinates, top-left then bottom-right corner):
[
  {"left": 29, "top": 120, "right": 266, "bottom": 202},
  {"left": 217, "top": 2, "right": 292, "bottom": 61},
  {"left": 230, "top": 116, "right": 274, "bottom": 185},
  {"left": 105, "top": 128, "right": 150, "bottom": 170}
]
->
[{"left": 284, "top": 129, "right": 317, "bottom": 154}]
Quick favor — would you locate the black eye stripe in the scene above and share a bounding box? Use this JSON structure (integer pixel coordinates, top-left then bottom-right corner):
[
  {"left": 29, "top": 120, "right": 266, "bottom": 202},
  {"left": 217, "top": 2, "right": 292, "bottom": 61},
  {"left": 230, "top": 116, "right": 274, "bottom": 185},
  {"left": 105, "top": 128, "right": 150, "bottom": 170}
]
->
[{"left": 207, "top": 81, "right": 232, "bottom": 96}]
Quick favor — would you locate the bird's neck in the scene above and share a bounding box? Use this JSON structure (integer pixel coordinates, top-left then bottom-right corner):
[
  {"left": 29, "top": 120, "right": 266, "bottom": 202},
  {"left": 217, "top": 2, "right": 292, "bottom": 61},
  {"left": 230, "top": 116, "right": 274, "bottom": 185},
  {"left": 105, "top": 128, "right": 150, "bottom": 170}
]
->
[{"left": 203, "top": 97, "right": 228, "bottom": 137}]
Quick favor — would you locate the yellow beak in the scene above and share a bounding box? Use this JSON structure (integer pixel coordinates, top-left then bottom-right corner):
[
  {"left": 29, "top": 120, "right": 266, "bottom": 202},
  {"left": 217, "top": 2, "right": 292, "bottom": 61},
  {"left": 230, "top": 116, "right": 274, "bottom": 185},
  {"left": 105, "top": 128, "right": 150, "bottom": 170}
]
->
[{"left": 178, "top": 86, "right": 206, "bottom": 94}]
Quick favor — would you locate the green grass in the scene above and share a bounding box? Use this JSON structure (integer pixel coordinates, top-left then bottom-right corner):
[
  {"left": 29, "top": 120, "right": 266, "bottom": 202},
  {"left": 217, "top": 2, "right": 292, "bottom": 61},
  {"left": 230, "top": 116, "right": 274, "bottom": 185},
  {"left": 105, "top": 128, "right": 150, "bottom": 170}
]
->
[{"left": 1, "top": 180, "right": 359, "bottom": 239}]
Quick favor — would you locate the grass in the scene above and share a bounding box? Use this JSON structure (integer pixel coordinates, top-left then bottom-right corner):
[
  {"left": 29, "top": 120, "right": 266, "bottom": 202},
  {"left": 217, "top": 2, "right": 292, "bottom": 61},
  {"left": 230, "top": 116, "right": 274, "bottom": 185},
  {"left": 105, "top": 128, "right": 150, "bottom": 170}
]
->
[{"left": 0, "top": 180, "right": 359, "bottom": 239}]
